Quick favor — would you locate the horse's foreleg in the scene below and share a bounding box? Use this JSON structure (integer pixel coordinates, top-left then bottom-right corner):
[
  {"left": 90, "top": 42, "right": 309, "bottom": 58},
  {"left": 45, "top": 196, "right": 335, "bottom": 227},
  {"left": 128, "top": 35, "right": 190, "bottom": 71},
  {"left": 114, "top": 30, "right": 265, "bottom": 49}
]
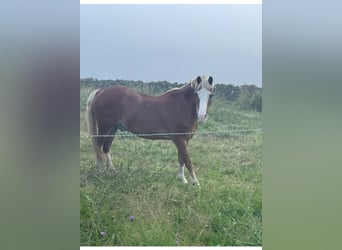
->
[{"left": 174, "top": 138, "right": 200, "bottom": 186}]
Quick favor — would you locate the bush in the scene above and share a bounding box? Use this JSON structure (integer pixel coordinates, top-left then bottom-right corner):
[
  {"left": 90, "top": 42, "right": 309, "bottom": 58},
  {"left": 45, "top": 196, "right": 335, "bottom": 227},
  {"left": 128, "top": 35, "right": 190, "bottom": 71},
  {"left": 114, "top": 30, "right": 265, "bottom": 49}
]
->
[{"left": 235, "top": 85, "right": 262, "bottom": 112}]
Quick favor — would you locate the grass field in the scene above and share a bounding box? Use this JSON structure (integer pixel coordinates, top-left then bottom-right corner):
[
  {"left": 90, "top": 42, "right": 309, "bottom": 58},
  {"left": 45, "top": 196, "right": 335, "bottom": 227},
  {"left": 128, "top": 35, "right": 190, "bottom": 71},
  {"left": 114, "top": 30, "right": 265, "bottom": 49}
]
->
[{"left": 80, "top": 87, "right": 262, "bottom": 246}]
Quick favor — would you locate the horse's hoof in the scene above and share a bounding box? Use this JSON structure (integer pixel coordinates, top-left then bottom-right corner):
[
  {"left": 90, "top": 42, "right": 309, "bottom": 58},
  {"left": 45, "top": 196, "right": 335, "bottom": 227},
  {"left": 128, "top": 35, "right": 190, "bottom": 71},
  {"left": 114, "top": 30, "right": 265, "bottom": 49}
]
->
[
  {"left": 97, "top": 170, "right": 105, "bottom": 176},
  {"left": 192, "top": 181, "right": 200, "bottom": 187},
  {"left": 108, "top": 168, "right": 118, "bottom": 174},
  {"left": 177, "top": 176, "right": 188, "bottom": 184}
]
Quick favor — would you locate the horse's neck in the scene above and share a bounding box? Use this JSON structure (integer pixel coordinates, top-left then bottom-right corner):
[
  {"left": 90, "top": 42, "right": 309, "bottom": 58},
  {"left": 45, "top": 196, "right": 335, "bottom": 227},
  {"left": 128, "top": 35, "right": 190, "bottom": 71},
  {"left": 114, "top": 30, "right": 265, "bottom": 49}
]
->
[
  {"left": 179, "top": 85, "right": 198, "bottom": 118},
  {"left": 163, "top": 84, "right": 198, "bottom": 125}
]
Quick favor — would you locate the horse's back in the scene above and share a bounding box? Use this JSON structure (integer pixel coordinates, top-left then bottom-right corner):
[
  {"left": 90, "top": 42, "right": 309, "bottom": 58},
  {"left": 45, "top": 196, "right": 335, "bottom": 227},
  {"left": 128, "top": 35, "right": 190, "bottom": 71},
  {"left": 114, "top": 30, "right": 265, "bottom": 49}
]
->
[
  {"left": 93, "top": 85, "right": 151, "bottom": 123},
  {"left": 94, "top": 85, "right": 131, "bottom": 108}
]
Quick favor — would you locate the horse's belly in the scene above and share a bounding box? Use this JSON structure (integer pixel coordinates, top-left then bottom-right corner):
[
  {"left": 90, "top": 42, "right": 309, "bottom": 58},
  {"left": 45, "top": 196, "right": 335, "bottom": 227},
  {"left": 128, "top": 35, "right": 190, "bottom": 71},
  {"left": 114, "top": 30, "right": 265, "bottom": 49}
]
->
[{"left": 124, "top": 112, "right": 171, "bottom": 134}]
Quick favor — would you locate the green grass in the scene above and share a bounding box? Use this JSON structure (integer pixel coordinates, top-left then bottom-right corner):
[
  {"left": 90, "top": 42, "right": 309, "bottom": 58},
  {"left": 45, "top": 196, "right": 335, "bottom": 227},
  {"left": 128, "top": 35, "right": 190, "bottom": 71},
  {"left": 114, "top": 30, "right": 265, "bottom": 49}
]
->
[{"left": 80, "top": 87, "right": 262, "bottom": 246}]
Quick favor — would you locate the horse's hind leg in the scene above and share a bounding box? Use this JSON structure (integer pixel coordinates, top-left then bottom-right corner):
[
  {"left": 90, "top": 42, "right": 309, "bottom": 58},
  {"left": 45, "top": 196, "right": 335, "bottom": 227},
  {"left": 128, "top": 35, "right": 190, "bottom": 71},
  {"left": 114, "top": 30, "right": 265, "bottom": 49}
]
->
[
  {"left": 94, "top": 124, "right": 114, "bottom": 173},
  {"left": 102, "top": 126, "right": 117, "bottom": 172},
  {"left": 104, "top": 152, "right": 115, "bottom": 172},
  {"left": 89, "top": 134, "right": 106, "bottom": 174},
  {"left": 177, "top": 151, "right": 188, "bottom": 184},
  {"left": 92, "top": 140, "right": 106, "bottom": 174}
]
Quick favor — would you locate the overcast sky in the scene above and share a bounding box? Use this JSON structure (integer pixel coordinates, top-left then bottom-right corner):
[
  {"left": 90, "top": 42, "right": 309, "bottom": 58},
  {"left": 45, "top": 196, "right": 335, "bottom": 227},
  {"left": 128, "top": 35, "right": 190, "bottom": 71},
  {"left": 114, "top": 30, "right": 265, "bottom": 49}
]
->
[{"left": 81, "top": 4, "right": 261, "bottom": 86}]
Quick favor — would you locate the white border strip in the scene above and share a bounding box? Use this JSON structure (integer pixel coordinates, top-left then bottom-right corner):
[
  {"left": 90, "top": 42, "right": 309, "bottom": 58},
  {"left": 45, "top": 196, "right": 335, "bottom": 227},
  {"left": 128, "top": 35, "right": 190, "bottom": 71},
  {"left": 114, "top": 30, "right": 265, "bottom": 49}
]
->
[
  {"left": 80, "top": 248, "right": 262, "bottom": 250},
  {"left": 80, "top": 0, "right": 262, "bottom": 4}
]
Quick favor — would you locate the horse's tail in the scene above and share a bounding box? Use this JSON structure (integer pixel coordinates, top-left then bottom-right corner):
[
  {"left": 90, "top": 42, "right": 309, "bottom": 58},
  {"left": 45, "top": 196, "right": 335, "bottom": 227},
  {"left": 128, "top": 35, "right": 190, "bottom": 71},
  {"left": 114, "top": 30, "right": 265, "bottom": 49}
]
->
[{"left": 86, "top": 89, "right": 103, "bottom": 160}]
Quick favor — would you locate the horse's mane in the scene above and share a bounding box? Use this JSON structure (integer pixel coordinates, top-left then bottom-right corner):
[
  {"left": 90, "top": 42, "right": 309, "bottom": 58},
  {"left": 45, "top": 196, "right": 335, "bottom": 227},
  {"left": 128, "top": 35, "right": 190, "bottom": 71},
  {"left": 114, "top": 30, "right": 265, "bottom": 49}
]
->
[{"left": 161, "top": 82, "right": 192, "bottom": 96}]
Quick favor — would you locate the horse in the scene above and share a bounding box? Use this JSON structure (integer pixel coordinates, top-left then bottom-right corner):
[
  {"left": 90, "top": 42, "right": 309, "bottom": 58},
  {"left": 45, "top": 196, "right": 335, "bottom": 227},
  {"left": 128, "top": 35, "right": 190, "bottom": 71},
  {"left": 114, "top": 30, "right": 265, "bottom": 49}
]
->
[{"left": 86, "top": 75, "right": 214, "bottom": 186}]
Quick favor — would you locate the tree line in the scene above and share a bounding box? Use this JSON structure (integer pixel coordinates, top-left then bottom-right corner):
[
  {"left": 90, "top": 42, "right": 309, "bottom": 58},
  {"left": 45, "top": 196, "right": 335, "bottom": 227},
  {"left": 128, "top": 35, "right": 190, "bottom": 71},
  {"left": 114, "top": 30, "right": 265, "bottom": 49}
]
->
[{"left": 80, "top": 78, "right": 262, "bottom": 112}]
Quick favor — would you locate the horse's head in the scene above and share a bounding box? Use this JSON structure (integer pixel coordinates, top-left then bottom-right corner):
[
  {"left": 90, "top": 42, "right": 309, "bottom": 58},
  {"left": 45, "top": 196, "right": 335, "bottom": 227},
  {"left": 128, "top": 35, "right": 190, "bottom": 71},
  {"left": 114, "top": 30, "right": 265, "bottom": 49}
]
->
[{"left": 190, "top": 75, "right": 214, "bottom": 123}]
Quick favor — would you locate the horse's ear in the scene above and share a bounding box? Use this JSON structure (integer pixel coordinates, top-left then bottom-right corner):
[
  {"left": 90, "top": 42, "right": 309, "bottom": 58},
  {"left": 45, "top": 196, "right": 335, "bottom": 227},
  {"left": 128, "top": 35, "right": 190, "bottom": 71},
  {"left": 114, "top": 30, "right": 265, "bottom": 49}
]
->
[
  {"left": 196, "top": 76, "right": 202, "bottom": 85},
  {"left": 191, "top": 76, "right": 201, "bottom": 89},
  {"left": 208, "top": 76, "right": 213, "bottom": 85}
]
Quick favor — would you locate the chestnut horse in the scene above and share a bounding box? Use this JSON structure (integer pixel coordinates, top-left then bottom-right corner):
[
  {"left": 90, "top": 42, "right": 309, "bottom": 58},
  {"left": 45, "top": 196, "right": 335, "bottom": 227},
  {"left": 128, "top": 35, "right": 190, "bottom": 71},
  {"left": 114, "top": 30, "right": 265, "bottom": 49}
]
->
[{"left": 86, "top": 75, "right": 214, "bottom": 185}]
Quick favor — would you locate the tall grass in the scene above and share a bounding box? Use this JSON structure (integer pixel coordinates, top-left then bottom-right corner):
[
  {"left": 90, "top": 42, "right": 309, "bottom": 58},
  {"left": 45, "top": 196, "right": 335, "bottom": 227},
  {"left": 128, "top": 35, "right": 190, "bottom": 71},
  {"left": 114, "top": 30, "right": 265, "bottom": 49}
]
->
[{"left": 80, "top": 86, "right": 262, "bottom": 246}]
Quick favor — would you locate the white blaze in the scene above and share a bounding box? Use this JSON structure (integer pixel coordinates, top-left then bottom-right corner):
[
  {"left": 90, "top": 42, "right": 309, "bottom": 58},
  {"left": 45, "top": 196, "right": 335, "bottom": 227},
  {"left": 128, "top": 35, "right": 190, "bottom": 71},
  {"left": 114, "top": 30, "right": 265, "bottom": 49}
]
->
[{"left": 197, "top": 88, "right": 211, "bottom": 122}]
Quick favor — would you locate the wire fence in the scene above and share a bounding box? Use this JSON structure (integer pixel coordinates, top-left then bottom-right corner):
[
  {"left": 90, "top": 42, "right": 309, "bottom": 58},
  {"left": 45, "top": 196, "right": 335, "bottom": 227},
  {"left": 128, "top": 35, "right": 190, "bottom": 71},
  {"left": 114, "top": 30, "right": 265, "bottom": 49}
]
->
[{"left": 80, "top": 128, "right": 262, "bottom": 139}]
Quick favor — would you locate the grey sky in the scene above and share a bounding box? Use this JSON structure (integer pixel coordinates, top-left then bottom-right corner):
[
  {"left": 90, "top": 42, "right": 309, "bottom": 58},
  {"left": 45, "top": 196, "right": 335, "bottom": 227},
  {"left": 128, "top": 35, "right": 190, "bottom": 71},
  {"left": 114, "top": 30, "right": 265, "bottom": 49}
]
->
[{"left": 81, "top": 4, "right": 261, "bottom": 86}]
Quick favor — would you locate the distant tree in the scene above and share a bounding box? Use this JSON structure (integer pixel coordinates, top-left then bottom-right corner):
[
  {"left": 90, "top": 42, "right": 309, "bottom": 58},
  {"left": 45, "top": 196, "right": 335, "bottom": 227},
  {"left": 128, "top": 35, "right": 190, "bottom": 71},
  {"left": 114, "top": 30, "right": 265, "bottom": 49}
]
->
[{"left": 80, "top": 78, "right": 262, "bottom": 112}]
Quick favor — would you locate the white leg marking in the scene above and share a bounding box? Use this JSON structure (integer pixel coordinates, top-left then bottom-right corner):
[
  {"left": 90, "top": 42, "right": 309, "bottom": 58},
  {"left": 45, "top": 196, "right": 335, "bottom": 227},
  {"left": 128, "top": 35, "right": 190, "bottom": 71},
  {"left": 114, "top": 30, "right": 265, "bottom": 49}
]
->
[
  {"left": 96, "top": 159, "right": 105, "bottom": 175},
  {"left": 190, "top": 173, "right": 200, "bottom": 186},
  {"left": 105, "top": 153, "right": 116, "bottom": 172},
  {"left": 177, "top": 164, "right": 188, "bottom": 184}
]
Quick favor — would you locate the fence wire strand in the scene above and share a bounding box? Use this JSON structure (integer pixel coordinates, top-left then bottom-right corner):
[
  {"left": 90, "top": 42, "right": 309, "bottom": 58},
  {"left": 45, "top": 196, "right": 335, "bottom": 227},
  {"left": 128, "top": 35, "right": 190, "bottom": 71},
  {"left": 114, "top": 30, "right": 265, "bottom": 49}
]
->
[{"left": 80, "top": 128, "right": 262, "bottom": 138}]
